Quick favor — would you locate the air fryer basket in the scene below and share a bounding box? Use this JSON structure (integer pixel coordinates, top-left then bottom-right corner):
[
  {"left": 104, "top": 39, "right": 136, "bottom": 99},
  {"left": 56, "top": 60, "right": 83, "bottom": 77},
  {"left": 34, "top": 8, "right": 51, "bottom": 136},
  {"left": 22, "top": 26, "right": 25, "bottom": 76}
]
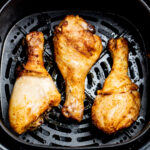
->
[{"left": 0, "top": 0, "right": 150, "bottom": 149}]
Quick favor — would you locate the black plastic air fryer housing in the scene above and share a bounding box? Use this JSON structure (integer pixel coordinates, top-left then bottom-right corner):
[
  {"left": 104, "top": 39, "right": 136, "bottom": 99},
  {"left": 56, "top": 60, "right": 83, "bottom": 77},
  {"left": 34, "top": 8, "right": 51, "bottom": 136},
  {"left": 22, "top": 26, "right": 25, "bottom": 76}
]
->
[{"left": 0, "top": 0, "right": 150, "bottom": 150}]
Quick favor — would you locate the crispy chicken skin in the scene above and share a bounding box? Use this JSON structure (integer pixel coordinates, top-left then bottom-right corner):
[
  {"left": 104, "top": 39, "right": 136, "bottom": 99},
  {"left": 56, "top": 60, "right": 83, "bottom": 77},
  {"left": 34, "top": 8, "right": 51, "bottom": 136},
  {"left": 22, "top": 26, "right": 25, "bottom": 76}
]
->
[
  {"left": 92, "top": 38, "right": 140, "bottom": 134},
  {"left": 53, "top": 15, "right": 102, "bottom": 121},
  {"left": 9, "top": 32, "right": 61, "bottom": 134}
]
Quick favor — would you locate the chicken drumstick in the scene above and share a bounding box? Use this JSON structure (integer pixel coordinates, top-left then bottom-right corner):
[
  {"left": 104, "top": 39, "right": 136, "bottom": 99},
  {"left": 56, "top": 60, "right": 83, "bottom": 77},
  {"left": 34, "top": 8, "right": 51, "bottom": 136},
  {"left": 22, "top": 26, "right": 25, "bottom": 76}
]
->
[
  {"left": 53, "top": 15, "right": 102, "bottom": 121},
  {"left": 9, "top": 32, "right": 61, "bottom": 134},
  {"left": 92, "top": 38, "right": 140, "bottom": 134}
]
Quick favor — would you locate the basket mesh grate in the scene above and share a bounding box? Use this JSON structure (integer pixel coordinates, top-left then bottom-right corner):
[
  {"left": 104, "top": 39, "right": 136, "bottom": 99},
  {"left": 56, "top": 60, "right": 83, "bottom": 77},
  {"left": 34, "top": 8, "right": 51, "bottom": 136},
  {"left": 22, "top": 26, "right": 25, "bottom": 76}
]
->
[{"left": 0, "top": 11, "right": 148, "bottom": 147}]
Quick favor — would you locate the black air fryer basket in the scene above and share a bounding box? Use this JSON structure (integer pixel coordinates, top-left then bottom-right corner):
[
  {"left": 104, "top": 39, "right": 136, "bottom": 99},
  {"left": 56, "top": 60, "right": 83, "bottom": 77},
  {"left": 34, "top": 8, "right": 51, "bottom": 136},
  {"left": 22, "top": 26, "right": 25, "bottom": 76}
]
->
[{"left": 0, "top": 0, "right": 150, "bottom": 149}]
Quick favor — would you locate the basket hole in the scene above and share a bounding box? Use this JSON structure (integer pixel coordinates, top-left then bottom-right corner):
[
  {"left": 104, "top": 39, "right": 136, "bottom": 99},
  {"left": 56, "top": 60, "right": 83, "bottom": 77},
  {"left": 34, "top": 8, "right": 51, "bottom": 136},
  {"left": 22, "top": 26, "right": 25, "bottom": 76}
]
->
[
  {"left": 98, "top": 29, "right": 110, "bottom": 38},
  {"left": 20, "top": 49, "right": 26, "bottom": 58},
  {"left": 5, "top": 84, "right": 10, "bottom": 102},
  {"left": 84, "top": 109, "right": 91, "bottom": 116},
  {"left": 11, "top": 39, "right": 14, "bottom": 43},
  {"left": 128, "top": 61, "right": 135, "bottom": 79},
  {"left": 14, "top": 35, "right": 17, "bottom": 39},
  {"left": 53, "top": 135, "right": 71, "bottom": 142},
  {"left": 139, "top": 84, "right": 143, "bottom": 98},
  {"left": 135, "top": 58, "right": 143, "bottom": 79},
  {"left": 13, "top": 45, "right": 19, "bottom": 55},
  {"left": 129, "top": 42, "right": 136, "bottom": 55},
  {"left": 123, "top": 136, "right": 127, "bottom": 140},
  {"left": 27, "top": 22, "right": 31, "bottom": 26},
  {"left": 60, "top": 98, "right": 65, "bottom": 106},
  {"left": 47, "top": 111, "right": 60, "bottom": 121},
  {"left": 5, "top": 58, "right": 12, "bottom": 78},
  {"left": 84, "top": 100, "right": 89, "bottom": 108},
  {"left": 101, "top": 21, "right": 119, "bottom": 34},
  {"left": 24, "top": 25, "right": 27, "bottom": 29},
  {"left": 39, "top": 128, "right": 50, "bottom": 136},
  {"left": 31, "top": 19, "right": 34, "bottom": 24},
  {"left": 136, "top": 121, "right": 140, "bottom": 125},
  {"left": 12, "top": 48, "right": 17, "bottom": 55},
  {"left": 80, "top": 118, "right": 89, "bottom": 124},
  {"left": 44, "top": 62, "right": 48, "bottom": 68},
  {"left": 102, "top": 40, "right": 107, "bottom": 49},
  {"left": 26, "top": 139, "right": 30, "bottom": 143},
  {"left": 87, "top": 73, "right": 93, "bottom": 89},
  {"left": 94, "top": 83, "right": 102, "bottom": 95},
  {"left": 17, "top": 32, "right": 20, "bottom": 35},
  {"left": 77, "top": 127, "right": 90, "bottom": 133},
  {"left": 77, "top": 135, "right": 93, "bottom": 142},
  {"left": 130, "top": 41, "right": 135, "bottom": 47},
  {"left": 130, "top": 129, "right": 134, "bottom": 133},
  {"left": 56, "top": 74, "right": 64, "bottom": 91},
  {"left": 14, "top": 61, "right": 21, "bottom": 77},
  {"left": 140, "top": 118, "right": 145, "bottom": 124},
  {"left": 133, "top": 126, "right": 137, "bottom": 129},
  {"left": 49, "top": 67, "right": 55, "bottom": 75},
  {"left": 94, "top": 67, "right": 100, "bottom": 79},
  {"left": 20, "top": 51, "right": 25, "bottom": 58},
  {"left": 29, "top": 132, "right": 46, "bottom": 143},
  {"left": 100, "top": 62, "right": 109, "bottom": 78},
  {"left": 107, "top": 56, "right": 113, "bottom": 68},
  {"left": 120, "top": 139, "right": 123, "bottom": 143}
]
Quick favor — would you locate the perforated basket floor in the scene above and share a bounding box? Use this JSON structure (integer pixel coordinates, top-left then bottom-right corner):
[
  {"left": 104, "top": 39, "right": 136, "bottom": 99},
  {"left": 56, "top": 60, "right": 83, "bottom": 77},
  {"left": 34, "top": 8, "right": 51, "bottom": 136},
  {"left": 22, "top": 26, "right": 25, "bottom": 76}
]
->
[{"left": 0, "top": 11, "right": 148, "bottom": 148}]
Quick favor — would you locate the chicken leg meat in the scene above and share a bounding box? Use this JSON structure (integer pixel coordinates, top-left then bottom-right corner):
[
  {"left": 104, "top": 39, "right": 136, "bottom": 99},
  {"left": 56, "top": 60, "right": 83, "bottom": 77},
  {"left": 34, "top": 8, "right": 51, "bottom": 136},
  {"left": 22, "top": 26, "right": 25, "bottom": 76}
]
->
[
  {"left": 92, "top": 37, "right": 140, "bottom": 134},
  {"left": 9, "top": 32, "right": 61, "bottom": 134},
  {"left": 53, "top": 15, "right": 102, "bottom": 121}
]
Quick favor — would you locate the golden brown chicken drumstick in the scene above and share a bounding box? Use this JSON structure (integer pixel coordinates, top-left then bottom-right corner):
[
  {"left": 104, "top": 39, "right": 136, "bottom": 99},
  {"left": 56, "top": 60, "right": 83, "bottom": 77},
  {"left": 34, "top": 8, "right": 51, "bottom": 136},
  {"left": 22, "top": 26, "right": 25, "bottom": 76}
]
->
[
  {"left": 53, "top": 15, "right": 102, "bottom": 121},
  {"left": 92, "top": 37, "right": 140, "bottom": 134},
  {"left": 9, "top": 32, "right": 61, "bottom": 134}
]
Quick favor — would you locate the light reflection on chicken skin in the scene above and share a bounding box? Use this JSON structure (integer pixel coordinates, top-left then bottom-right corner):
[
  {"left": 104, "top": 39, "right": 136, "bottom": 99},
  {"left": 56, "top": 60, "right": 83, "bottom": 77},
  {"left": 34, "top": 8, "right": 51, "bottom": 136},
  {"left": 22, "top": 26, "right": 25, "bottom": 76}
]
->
[
  {"left": 92, "top": 38, "right": 140, "bottom": 134},
  {"left": 53, "top": 15, "right": 103, "bottom": 121}
]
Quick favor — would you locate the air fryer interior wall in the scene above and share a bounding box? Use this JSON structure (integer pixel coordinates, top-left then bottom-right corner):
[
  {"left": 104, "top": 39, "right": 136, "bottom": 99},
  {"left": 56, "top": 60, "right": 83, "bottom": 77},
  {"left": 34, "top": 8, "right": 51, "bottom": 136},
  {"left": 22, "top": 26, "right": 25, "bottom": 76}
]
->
[{"left": 0, "top": 0, "right": 150, "bottom": 149}]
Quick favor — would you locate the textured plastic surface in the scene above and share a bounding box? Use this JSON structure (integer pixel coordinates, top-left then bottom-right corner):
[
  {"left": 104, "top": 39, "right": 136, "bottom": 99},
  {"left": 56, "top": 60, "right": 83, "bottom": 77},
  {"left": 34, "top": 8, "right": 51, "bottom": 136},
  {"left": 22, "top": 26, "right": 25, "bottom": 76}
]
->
[{"left": 0, "top": 11, "right": 149, "bottom": 149}]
